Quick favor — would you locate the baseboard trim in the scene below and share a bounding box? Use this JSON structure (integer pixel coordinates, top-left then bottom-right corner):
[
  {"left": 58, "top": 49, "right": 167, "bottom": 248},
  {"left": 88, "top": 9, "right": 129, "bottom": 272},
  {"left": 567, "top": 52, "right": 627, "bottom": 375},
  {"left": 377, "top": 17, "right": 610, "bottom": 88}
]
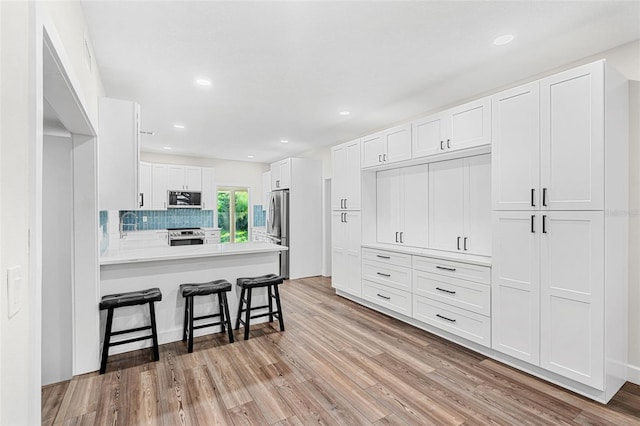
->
[{"left": 628, "top": 364, "right": 640, "bottom": 385}]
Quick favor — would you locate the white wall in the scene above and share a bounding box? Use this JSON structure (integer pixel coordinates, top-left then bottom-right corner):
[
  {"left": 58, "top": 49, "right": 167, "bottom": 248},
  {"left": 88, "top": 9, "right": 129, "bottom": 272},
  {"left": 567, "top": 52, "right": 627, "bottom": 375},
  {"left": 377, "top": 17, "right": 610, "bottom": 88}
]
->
[{"left": 42, "top": 135, "right": 73, "bottom": 385}]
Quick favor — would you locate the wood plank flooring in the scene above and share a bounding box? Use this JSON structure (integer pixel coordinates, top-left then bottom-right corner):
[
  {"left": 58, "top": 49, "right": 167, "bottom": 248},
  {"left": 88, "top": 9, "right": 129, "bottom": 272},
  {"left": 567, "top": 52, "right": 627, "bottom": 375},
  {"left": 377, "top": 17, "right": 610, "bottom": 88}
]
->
[{"left": 43, "top": 276, "right": 640, "bottom": 425}]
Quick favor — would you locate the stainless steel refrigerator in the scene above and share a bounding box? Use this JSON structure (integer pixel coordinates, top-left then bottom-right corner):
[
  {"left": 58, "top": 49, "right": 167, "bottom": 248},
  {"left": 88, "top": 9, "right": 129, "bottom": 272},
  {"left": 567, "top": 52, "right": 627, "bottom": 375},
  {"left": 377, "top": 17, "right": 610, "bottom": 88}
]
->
[{"left": 267, "top": 189, "right": 290, "bottom": 279}]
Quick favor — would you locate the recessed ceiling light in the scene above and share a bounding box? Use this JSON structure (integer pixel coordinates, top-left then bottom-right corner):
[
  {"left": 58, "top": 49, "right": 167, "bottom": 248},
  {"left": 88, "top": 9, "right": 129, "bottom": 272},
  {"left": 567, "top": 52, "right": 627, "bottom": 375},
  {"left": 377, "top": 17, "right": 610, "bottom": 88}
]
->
[
  {"left": 339, "top": 111, "right": 350, "bottom": 116},
  {"left": 163, "top": 146, "right": 172, "bottom": 150},
  {"left": 173, "top": 124, "right": 185, "bottom": 129},
  {"left": 493, "top": 34, "right": 514, "bottom": 46},
  {"left": 280, "top": 140, "right": 289, "bottom": 144},
  {"left": 195, "top": 78, "right": 212, "bottom": 86},
  {"left": 247, "top": 155, "right": 254, "bottom": 159}
]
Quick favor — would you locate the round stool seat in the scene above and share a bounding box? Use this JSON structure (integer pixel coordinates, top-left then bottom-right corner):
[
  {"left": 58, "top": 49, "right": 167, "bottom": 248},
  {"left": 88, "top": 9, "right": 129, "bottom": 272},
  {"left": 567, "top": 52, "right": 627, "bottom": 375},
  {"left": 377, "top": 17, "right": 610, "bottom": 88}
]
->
[
  {"left": 180, "top": 280, "right": 231, "bottom": 297},
  {"left": 237, "top": 274, "right": 283, "bottom": 288},
  {"left": 99, "top": 287, "right": 162, "bottom": 310}
]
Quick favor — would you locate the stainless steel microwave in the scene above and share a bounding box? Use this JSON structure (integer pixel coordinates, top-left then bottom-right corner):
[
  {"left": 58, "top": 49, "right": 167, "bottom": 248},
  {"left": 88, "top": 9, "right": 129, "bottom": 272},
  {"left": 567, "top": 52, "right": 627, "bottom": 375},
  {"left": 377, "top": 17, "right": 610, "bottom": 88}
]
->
[{"left": 167, "top": 190, "right": 202, "bottom": 208}]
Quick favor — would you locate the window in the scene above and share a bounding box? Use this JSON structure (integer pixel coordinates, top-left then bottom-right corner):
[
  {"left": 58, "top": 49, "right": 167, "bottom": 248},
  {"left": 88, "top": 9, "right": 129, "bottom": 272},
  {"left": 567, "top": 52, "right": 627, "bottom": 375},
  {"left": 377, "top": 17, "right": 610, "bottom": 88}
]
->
[{"left": 217, "top": 187, "right": 249, "bottom": 243}]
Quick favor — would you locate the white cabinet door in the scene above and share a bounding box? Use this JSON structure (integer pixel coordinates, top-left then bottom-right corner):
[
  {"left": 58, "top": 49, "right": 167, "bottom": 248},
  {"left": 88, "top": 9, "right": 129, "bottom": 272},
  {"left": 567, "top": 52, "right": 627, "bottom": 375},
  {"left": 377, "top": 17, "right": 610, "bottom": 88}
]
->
[
  {"left": 429, "top": 159, "right": 464, "bottom": 252},
  {"left": 185, "top": 167, "right": 202, "bottom": 191},
  {"left": 492, "top": 82, "right": 540, "bottom": 210},
  {"left": 151, "top": 164, "right": 168, "bottom": 210},
  {"left": 492, "top": 211, "right": 540, "bottom": 365},
  {"left": 331, "top": 211, "right": 362, "bottom": 297},
  {"left": 201, "top": 167, "right": 216, "bottom": 210},
  {"left": 412, "top": 113, "right": 446, "bottom": 159},
  {"left": 361, "top": 132, "right": 384, "bottom": 168},
  {"left": 331, "top": 144, "right": 347, "bottom": 210},
  {"left": 376, "top": 169, "right": 402, "bottom": 245},
  {"left": 270, "top": 162, "right": 280, "bottom": 190},
  {"left": 464, "top": 154, "right": 491, "bottom": 256},
  {"left": 448, "top": 97, "right": 491, "bottom": 152},
  {"left": 401, "top": 164, "right": 429, "bottom": 247},
  {"left": 385, "top": 124, "right": 412, "bottom": 165},
  {"left": 139, "top": 162, "right": 152, "bottom": 209},
  {"left": 540, "top": 211, "right": 604, "bottom": 389},
  {"left": 344, "top": 140, "right": 361, "bottom": 210},
  {"left": 331, "top": 211, "right": 347, "bottom": 290},
  {"left": 540, "top": 62, "right": 604, "bottom": 210},
  {"left": 270, "top": 159, "right": 291, "bottom": 190},
  {"left": 167, "top": 165, "right": 185, "bottom": 190}
]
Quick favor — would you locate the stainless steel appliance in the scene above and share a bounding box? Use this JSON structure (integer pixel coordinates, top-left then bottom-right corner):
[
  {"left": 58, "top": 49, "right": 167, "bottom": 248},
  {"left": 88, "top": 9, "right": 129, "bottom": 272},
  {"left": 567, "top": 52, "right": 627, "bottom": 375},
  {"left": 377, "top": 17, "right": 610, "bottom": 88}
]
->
[
  {"left": 167, "top": 190, "right": 202, "bottom": 208},
  {"left": 267, "top": 189, "right": 289, "bottom": 278},
  {"left": 168, "top": 227, "right": 205, "bottom": 246}
]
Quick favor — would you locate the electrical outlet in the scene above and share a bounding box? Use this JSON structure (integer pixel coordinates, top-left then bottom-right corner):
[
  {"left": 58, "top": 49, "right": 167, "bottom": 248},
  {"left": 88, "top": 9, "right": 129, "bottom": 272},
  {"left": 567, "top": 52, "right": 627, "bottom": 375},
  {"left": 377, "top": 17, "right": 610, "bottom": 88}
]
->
[
  {"left": 7, "top": 266, "right": 22, "bottom": 318},
  {"left": 142, "top": 216, "right": 148, "bottom": 223}
]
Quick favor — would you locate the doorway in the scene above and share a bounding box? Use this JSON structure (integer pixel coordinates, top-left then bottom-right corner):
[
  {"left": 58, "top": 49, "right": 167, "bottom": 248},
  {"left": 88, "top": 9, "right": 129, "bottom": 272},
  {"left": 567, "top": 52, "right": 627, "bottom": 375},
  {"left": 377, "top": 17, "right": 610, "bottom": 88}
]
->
[{"left": 217, "top": 187, "right": 249, "bottom": 242}]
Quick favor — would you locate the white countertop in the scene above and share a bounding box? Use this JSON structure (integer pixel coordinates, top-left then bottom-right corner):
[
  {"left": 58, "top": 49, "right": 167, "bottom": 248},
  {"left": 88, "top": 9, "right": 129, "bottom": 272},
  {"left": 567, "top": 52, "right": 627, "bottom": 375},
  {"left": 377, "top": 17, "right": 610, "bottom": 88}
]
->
[
  {"left": 100, "top": 242, "right": 287, "bottom": 266},
  {"left": 361, "top": 242, "right": 491, "bottom": 267}
]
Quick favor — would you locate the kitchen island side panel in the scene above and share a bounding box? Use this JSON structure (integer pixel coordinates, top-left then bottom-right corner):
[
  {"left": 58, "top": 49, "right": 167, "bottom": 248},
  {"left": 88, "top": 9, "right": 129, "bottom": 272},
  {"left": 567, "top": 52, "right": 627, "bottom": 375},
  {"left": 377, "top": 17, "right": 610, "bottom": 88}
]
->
[{"left": 99, "top": 251, "right": 279, "bottom": 356}]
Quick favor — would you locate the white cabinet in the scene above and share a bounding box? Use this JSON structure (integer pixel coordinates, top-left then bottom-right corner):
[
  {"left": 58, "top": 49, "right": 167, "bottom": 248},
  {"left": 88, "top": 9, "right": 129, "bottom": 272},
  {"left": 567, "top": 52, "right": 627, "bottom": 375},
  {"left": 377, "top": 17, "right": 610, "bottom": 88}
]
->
[
  {"left": 361, "top": 248, "right": 412, "bottom": 316},
  {"left": 429, "top": 154, "right": 491, "bottom": 256},
  {"left": 492, "top": 62, "right": 604, "bottom": 211},
  {"left": 204, "top": 229, "right": 220, "bottom": 244},
  {"left": 98, "top": 97, "right": 140, "bottom": 210},
  {"left": 167, "top": 165, "right": 202, "bottom": 191},
  {"left": 139, "top": 161, "right": 152, "bottom": 209},
  {"left": 151, "top": 164, "right": 168, "bottom": 210},
  {"left": 413, "top": 97, "right": 491, "bottom": 159},
  {"left": 361, "top": 124, "right": 412, "bottom": 168},
  {"left": 331, "top": 139, "right": 361, "bottom": 210},
  {"left": 201, "top": 167, "right": 216, "bottom": 211},
  {"left": 271, "top": 158, "right": 291, "bottom": 190},
  {"left": 376, "top": 165, "right": 428, "bottom": 247},
  {"left": 331, "top": 211, "right": 362, "bottom": 297}
]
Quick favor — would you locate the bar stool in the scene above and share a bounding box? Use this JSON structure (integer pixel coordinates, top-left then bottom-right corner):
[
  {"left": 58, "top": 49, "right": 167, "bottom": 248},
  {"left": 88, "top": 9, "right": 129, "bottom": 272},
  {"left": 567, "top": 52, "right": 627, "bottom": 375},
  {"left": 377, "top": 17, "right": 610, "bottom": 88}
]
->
[
  {"left": 180, "top": 280, "right": 234, "bottom": 353},
  {"left": 235, "top": 274, "right": 285, "bottom": 340},
  {"left": 99, "top": 288, "right": 162, "bottom": 374}
]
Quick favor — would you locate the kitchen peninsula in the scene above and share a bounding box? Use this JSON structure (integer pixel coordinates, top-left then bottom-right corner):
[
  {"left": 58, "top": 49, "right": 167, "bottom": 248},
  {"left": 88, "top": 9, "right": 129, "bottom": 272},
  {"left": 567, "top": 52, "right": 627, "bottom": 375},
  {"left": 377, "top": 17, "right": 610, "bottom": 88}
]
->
[{"left": 99, "top": 242, "right": 287, "bottom": 354}]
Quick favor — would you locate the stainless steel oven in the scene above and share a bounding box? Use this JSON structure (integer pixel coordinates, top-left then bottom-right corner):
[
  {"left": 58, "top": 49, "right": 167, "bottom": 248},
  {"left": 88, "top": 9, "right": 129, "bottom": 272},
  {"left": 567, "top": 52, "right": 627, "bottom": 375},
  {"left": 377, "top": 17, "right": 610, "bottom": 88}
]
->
[{"left": 168, "top": 228, "right": 205, "bottom": 246}]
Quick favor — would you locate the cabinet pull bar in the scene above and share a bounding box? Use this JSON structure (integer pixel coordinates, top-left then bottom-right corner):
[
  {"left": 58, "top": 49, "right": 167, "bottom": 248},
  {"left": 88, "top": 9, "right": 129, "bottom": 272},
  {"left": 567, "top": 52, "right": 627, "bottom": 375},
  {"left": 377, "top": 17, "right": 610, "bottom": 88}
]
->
[
  {"left": 531, "top": 188, "right": 535, "bottom": 207},
  {"left": 395, "top": 232, "right": 399, "bottom": 243},
  {"left": 344, "top": 199, "right": 348, "bottom": 209},
  {"left": 383, "top": 153, "right": 387, "bottom": 162},
  {"left": 399, "top": 232, "right": 404, "bottom": 243},
  {"left": 531, "top": 215, "right": 535, "bottom": 233},
  {"left": 376, "top": 255, "right": 391, "bottom": 259},
  {"left": 542, "top": 187, "right": 547, "bottom": 207},
  {"left": 436, "top": 266, "right": 457, "bottom": 272},
  {"left": 376, "top": 294, "right": 391, "bottom": 300},
  {"left": 344, "top": 213, "right": 348, "bottom": 223},
  {"left": 542, "top": 215, "right": 547, "bottom": 234},
  {"left": 378, "top": 154, "right": 382, "bottom": 163},
  {"left": 440, "top": 140, "right": 444, "bottom": 150},
  {"left": 436, "top": 287, "right": 456, "bottom": 294},
  {"left": 436, "top": 314, "right": 456, "bottom": 323},
  {"left": 463, "top": 237, "right": 468, "bottom": 251},
  {"left": 457, "top": 236, "right": 461, "bottom": 250},
  {"left": 139, "top": 193, "right": 144, "bottom": 208},
  {"left": 376, "top": 272, "right": 391, "bottom": 277},
  {"left": 446, "top": 138, "right": 450, "bottom": 149}
]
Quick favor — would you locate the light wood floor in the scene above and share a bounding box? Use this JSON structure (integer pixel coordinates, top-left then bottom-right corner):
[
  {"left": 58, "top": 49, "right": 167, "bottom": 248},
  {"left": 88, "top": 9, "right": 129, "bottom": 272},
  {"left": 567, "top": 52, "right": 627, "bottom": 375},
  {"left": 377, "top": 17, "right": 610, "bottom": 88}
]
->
[{"left": 43, "top": 276, "right": 640, "bottom": 425}]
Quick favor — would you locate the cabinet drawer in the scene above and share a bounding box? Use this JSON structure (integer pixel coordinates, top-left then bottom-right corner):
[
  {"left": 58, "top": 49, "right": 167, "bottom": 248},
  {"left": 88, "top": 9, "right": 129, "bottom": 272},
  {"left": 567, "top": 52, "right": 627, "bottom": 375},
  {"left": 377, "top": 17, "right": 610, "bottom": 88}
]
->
[
  {"left": 362, "top": 261, "right": 411, "bottom": 292},
  {"left": 413, "top": 271, "right": 490, "bottom": 316},
  {"left": 362, "top": 248, "right": 411, "bottom": 268},
  {"left": 412, "top": 256, "right": 490, "bottom": 285},
  {"left": 413, "top": 295, "right": 491, "bottom": 347},
  {"left": 363, "top": 280, "right": 411, "bottom": 317}
]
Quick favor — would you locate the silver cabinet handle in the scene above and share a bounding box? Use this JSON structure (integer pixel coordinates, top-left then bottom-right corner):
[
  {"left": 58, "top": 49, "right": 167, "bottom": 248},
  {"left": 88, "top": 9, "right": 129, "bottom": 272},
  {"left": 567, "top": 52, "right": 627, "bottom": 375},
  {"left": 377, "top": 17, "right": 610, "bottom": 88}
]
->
[
  {"left": 542, "top": 215, "right": 547, "bottom": 234},
  {"left": 376, "top": 255, "right": 391, "bottom": 259},
  {"left": 383, "top": 153, "right": 387, "bottom": 162},
  {"left": 436, "top": 287, "right": 456, "bottom": 295},
  {"left": 395, "top": 232, "right": 399, "bottom": 243},
  {"left": 376, "top": 272, "right": 391, "bottom": 277},
  {"left": 344, "top": 199, "right": 347, "bottom": 209},
  {"left": 531, "top": 188, "right": 536, "bottom": 207},
  {"left": 399, "top": 232, "right": 404, "bottom": 243},
  {"left": 436, "top": 266, "right": 456, "bottom": 272},
  {"left": 139, "top": 193, "right": 144, "bottom": 208},
  {"left": 543, "top": 187, "right": 547, "bottom": 207},
  {"left": 378, "top": 154, "right": 382, "bottom": 163},
  {"left": 440, "top": 140, "right": 444, "bottom": 150},
  {"left": 436, "top": 313, "right": 456, "bottom": 323},
  {"left": 344, "top": 212, "right": 348, "bottom": 223},
  {"left": 463, "top": 237, "right": 468, "bottom": 251},
  {"left": 531, "top": 215, "right": 535, "bottom": 233},
  {"left": 446, "top": 138, "right": 450, "bottom": 149},
  {"left": 457, "top": 236, "right": 461, "bottom": 250},
  {"left": 376, "top": 294, "right": 391, "bottom": 300}
]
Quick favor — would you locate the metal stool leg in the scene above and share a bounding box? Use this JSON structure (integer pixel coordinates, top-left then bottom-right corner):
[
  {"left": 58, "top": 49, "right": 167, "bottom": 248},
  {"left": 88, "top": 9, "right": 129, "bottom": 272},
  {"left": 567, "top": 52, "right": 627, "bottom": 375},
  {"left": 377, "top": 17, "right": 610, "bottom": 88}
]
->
[
  {"left": 273, "top": 284, "right": 285, "bottom": 332},
  {"left": 100, "top": 308, "right": 114, "bottom": 374},
  {"left": 221, "top": 292, "right": 234, "bottom": 343},
  {"left": 149, "top": 302, "right": 160, "bottom": 361},
  {"left": 243, "top": 288, "right": 253, "bottom": 340}
]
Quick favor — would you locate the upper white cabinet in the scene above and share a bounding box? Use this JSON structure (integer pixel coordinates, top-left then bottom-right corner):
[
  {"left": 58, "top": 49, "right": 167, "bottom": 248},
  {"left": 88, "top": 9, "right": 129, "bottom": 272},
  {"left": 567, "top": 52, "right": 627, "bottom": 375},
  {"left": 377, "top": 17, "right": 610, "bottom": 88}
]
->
[
  {"left": 271, "top": 158, "right": 291, "bottom": 190},
  {"left": 492, "top": 62, "right": 605, "bottom": 210},
  {"left": 429, "top": 154, "right": 491, "bottom": 256},
  {"left": 139, "top": 161, "right": 152, "bottom": 209},
  {"left": 201, "top": 167, "right": 216, "bottom": 211},
  {"left": 331, "top": 139, "right": 361, "bottom": 210},
  {"left": 413, "top": 97, "right": 491, "bottom": 159},
  {"left": 98, "top": 97, "right": 140, "bottom": 210},
  {"left": 376, "top": 164, "right": 429, "bottom": 247},
  {"left": 167, "top": 165, "right": 202, "bottom": 191},
  {"left": 151, "top": 163, "right": 168, "bottom": 210},
  {"left": 361, "top": 124, "right": 412, "bottom": 168}
]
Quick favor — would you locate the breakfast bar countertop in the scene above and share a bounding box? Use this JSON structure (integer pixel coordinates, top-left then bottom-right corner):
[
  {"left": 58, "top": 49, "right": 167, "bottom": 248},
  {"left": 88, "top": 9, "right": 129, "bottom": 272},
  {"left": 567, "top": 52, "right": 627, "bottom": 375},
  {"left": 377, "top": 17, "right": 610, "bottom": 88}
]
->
[{"left": 99, "top": 241, "right": 287, "bottom": 266}]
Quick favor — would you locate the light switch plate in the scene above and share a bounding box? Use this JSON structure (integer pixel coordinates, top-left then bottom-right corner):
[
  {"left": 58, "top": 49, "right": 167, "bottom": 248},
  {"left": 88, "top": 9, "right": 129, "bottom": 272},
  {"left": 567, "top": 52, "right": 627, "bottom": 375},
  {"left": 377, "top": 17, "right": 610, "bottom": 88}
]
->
[
  {"left": 142, "top": 216, "right": 148, "bottom": 223},
  {"left": 7, "top": 266, "right": 22, "bottom": 318}
]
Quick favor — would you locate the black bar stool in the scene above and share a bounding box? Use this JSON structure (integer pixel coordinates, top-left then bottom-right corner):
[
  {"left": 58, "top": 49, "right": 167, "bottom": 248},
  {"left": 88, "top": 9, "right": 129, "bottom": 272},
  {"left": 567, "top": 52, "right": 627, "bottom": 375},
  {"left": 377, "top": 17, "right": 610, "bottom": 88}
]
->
[
  {"left": 180, "top": 280, "right": 234, "bottom": 353},
  {"left": 235, "top": 274, "right": 285, "bottom": 340},
  {"left": 99, "top": 288, "right": 162, "bottom": 374}
]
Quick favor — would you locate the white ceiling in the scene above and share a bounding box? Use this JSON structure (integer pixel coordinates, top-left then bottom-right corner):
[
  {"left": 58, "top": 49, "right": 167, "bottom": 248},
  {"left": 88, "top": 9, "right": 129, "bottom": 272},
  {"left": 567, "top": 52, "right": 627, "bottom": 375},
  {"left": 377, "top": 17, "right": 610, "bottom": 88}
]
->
[{"left": 81, "top": 1, "right": 640, "bottom": 164}]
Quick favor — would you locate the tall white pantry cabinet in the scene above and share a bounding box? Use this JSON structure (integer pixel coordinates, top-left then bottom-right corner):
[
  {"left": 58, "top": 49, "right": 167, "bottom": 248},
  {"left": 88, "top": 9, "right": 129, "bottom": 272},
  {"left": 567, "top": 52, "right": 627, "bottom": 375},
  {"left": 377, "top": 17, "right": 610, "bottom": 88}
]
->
[{"left": 492, "top": 61, "right": 628, "bottom": 400}]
